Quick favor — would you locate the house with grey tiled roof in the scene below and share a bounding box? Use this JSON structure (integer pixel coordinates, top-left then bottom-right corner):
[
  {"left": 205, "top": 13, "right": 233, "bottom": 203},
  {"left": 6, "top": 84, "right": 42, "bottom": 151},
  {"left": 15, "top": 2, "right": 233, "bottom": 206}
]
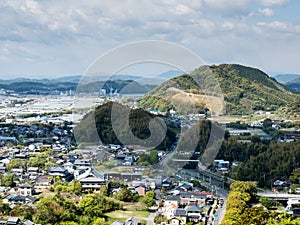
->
[{"left": 76, "top": 168, "right": 106, "bottom": 192}]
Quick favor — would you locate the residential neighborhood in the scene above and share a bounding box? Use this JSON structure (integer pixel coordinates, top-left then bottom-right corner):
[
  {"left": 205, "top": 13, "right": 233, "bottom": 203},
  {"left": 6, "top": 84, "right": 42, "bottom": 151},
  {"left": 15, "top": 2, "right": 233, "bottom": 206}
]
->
[{"left": 0, "top": 95, "right": 298, "bottom": 225}]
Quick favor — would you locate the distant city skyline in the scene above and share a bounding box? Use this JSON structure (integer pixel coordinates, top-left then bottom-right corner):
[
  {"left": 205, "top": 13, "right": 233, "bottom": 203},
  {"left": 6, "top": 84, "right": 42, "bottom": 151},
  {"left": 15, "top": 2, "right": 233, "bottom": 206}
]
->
[{"left": 1, "top": 0, "right": 300, "bottom": 78}]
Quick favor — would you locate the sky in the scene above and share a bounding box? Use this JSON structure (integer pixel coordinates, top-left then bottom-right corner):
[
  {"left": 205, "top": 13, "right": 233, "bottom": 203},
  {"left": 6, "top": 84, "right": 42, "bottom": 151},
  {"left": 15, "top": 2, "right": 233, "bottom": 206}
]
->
[{"left": 1, "top": 0, "right": 300, "bottom": 79}]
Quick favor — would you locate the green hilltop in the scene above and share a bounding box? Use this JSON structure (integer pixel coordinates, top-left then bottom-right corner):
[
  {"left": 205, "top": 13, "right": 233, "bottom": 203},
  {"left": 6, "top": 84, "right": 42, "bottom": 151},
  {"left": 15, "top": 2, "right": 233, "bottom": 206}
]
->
[
  {"left": 74, "top": 102, "right": 177, "bottom": 149},
  {"left": 139, "top": 64, "right": 299, "bottom": 116}
]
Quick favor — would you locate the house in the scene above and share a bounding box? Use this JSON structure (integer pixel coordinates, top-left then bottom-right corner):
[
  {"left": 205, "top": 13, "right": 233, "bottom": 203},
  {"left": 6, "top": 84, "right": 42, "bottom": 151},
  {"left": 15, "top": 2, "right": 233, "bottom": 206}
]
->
[
  {"left": 185, "top": 205, "right": 202, "bottom": 223},
  {"left": 19, "top": 183, "right": 34, "bottom": 196},
  {"left": 0, "top": 163, "right": 6, "bottom": 173},
  {"left": 25, "top": 195, "right": 39, "bottom": 203},
  {"left": 164, "top": 195, "right": 180, "bottom": 208},
  {"left": 111, "top": 221, "right": 124, "bottom": 225},
  {"left": 172, "top": 209, "right": 188, "bottom": 224},
  {"left": 74, "top": 159, "right": 90, "bottom": 168},
  {"left": 134, "top": 184, "right": 147, "bottom": 196},
  {"left": 35, "top": 176, "right": 51, "bottom": 193},
  {"left": 165, "top": 203, "right": 179, "bottom": 220},
  {"left": 7, "top": 187, "right": 19, "bottom": 195},
  {"left": 178, "top": 183, "right": 193, "bottom": 192},
  {"left": 23, "top": 219, "right": 37, "bottom": 225},
  {"left": 14, "top": 153, "right": 29, "bottom": 159},
  {"left": 125, "top": 217, "right": 138, "bottom": 225},
  {"left": 27, "top": 167, "right": 39, "bottom": 175},
  {"left": 11, "top": 168, "right": 24, "bottom": 178},
  {"left": 7, "top": 217, "right": 22, "bottom": 225},
  {"left": 169, "top": 217, "right": 182, "bottom": 225},
  {"left": 3, "top": 194, "right": 26, "bottom": 204},
  {"left": 180, "top": 192, "right": 195, "bottom": 206},
  {"left": 0, "top": 186, "right": 8, "bottom": 193},
  {"left": 95, "top": 152, "right": 106, "bottom": 163},
  {"left": 76, "top": 168, "right": 106, "bottom": 192},
  {"left": 214, "top": 160, "right": 230, "bottom": 169},
  {"left": 162, "top": 178, "right": 173, "bottom": 190},
  {"left": 121, "top": 173, "right": 142, "bottom": 182},
  {"left": 48, "top": 166, "right": 73, "bottom": 181},
  {"left": 63, "top": 162, "right": 74, "bottom": 173}
]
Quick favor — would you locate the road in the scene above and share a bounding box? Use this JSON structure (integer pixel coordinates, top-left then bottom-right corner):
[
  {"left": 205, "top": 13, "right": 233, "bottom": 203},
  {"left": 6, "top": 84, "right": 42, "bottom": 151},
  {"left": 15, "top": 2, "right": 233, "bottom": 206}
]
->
[
  {"left": 212, "top": 199, "right": 226, "bottom": 225},
  {"left": 179, "top": 169, "right": 229, "bottom": 225},
  {"left": 146, "top": 212, "right": 155, "bottom": 225}
]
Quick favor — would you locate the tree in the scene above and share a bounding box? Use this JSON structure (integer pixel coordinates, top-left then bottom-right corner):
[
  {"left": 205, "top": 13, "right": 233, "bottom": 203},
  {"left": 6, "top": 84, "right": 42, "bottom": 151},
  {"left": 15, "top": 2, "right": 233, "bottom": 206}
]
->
[
  {"left": 154, "top": 214, "right": 167, "bottom": 224},
  {"left": 290, "top": 168, "right": 300, "bottom": 184},
  {"left": 0, "top": 202, "right": 10, "bottom": 215},
  {"left": 92, "top": 218, "right": 106, "bottom": 225},
  {"left": 68, "top": 180, "right": 82, "bottom": 195},
  {"left": 99, "top": 185, "right": 108, "bottom": 196},
  {"left": 6, "top": 159, "right": 23, "bottom": 170},
  {"left": 140, "top": 191, "right": 156, "bottom": 207},
  {"left": 266, "top": 215, "right": 300, "bottom": 225},
  {"left": 9, "top": 204, "right": 34, "bottom": 218},
  {"left": 138, "top": 151, "right": 159, "bottom": 166},
  {"left": 230, "top": 181, "right": 257, "bottom": 202},
  {"left": 236, "top": 206, "right": 273, "bottom": 225},
  {"left": 33, "top": 197, "right": 68, "bottom": 224},
  {"left": 59, "top": 222, "right": 79, "bottom": 225},
  {"left": 78, "top": 195, "right": 103, "bottom": 218},
  {"left": 263, "top": 119, "right": 273, "bottom": 129},
  {"left": 115, "top": 188, "right": 137, "bottom": 202},
  {"left": 1, "top": 174, "right": 18, "bottom": 187},
  {"left": 259, "top": 197, "right": 276, "bottom": 209},
  {"left": 78, "top": 193, "right": 122, "bottom": 219}
]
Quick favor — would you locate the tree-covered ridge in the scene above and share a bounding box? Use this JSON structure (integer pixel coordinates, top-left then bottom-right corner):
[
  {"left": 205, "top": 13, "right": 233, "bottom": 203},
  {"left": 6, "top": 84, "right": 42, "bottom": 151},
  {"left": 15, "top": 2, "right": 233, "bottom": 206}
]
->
[
  {"left": 139, "top": 64, "right": 299, "bottom": 115},
  {"left": 215, "top": 64, "right": 281, "bottom": 91},
  {"left": 216, "top": 135, "right": 300, "bottom": 188},
  {"left": 75, "top": 102, "right": 176, "bottom": 149}
]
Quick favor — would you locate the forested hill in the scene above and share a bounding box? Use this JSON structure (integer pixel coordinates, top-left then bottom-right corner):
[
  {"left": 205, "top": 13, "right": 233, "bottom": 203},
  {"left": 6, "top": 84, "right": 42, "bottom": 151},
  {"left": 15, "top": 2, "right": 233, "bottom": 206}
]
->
[
  {"left": 139, "top": 64, "right": 299, "bottom": 115},
  {"left": 74, "top": 102, "right": 176, "bottom": 149}
]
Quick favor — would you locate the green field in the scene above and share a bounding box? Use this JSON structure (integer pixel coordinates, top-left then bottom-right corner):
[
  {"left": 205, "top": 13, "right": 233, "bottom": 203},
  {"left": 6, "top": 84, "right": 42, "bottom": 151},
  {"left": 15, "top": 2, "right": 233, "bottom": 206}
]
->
[{"left": 105, "top": 209, "right": 150, "bottom": 224}]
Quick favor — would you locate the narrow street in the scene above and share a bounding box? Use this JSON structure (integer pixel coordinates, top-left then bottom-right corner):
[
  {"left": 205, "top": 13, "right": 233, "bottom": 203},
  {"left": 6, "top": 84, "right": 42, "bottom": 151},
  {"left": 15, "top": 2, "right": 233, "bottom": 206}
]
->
[
  {"left": 146, "top": 212, "right": 155, "bottom": 225},
  {"left": 179, "top": 169, "right": 229, "bottom": 225}
]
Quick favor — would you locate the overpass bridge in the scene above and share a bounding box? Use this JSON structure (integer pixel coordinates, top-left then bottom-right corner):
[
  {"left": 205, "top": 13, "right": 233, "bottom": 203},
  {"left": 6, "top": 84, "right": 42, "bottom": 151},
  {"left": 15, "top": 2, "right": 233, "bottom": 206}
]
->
[{"left": 257, "top": 192, "right": 300, "bottom": 200}]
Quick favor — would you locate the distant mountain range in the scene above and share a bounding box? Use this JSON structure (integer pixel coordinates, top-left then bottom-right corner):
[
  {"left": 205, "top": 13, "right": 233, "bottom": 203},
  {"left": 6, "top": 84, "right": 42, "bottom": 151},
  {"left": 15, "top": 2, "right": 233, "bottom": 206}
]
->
[
  {"left": 0, "top": 71, "right": 182, "bottom": 95},
  {"left": 273, "top": 73, "right": 300, "bottom": 92},
  {"left": 273, "top": 74, "right": 300, "bottom": 84},
  {"left": 139, "top": 64, "right": 300, "bottom": 116},
  {"left": 286, "top": 77, "right": 300, "bottom": 92},
  {"left": 158, "top": 70, "right": 183, "bottom": 79},
  {"left": 1, "top": 67, "right": 299, "bottom": 119}
]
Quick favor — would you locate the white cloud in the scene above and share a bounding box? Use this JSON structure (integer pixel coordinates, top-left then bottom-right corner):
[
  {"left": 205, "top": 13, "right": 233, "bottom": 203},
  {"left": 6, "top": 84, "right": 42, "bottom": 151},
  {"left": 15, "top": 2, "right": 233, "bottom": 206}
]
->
[
  {"left": 267, "top": 21, "right": 288, "bottom": 30},
  {"left": 175, "top": 4, "right": 194, "bottom": 15},
  {"left": 256, "top": 21, "right": 294, "bottom": 32},
  {"left": 0, "top": 0, "right": 300, "bottom": 77},
  {"left": 221, "top": 22, "right": 235, "bottom": 30},
  {"left": 260, "top": 0, "right": 289, "bottom": 6},
  {"left": 258, "top": 8, "right": 274, "bottom": 17}
]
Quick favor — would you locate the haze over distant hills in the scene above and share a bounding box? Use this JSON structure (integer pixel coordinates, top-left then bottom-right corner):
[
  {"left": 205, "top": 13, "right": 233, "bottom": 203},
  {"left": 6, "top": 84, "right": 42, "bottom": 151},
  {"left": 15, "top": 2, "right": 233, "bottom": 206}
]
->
[
  {"left": 0, "top": 70, "right": 182, "bottom": 95},
  {"left": 1, "top": 65, "right": 299, "bottom": 119},
  {"left": 272, "top": 74, "right": 300, "bottom": 92},
  {"left": 273, "top": 74, "right": 300, "bottom": 84},
  {"left": 286, "top": 77, "right": 300, "bottom": 92}
]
